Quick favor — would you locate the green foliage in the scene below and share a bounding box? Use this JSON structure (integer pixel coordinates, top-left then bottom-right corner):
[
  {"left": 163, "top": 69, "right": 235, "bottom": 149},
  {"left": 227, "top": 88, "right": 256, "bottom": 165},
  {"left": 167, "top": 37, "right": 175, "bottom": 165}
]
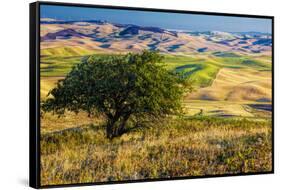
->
[{"left": 42, "top": 50, "right": 191, "bottom": 139}]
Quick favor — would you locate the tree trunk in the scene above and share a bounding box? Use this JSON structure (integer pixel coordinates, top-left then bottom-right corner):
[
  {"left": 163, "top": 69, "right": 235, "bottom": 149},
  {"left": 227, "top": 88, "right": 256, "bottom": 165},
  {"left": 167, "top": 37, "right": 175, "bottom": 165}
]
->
[
  {"left": 106, "top": 120, "right": 114, "bottom": 139},
  {"left": 117, "top": 114, "right": 130, "bottom": 135},
  {"left": 106, "top": 114, "right": 130, "bottom": 139}
]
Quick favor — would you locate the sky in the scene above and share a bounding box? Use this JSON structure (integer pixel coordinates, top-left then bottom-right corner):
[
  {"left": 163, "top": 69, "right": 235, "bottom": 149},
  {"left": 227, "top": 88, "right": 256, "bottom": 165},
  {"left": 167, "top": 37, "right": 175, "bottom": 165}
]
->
[{"left": 41, "top": 5, "right": 272, "bottom": 33}]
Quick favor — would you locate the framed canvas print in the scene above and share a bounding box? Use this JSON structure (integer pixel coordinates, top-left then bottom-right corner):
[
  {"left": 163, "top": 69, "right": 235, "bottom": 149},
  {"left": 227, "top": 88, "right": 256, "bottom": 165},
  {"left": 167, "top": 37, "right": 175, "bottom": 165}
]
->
[{"left": 29, "top": 1, "right": 274, "bottom": 188}]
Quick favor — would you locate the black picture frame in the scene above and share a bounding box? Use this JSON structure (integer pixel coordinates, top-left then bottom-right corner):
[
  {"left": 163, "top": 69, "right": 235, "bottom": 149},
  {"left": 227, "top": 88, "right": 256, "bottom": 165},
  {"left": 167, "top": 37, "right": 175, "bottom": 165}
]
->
[{"left": 30, "top": 1, "right": 274, "bottom": 189}]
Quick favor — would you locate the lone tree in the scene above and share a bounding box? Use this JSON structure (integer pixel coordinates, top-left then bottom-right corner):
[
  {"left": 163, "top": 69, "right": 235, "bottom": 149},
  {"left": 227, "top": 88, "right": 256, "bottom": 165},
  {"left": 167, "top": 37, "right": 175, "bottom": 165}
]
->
[{"left": 42, "top": 50, "right": 191, "bottom": 139}]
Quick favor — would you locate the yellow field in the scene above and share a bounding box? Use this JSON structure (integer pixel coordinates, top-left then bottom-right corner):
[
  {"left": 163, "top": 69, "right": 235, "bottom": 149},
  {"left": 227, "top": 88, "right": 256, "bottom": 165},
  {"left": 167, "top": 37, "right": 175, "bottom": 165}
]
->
[{"left": 187, "top": 67, "right": 272, "bottom": 102}]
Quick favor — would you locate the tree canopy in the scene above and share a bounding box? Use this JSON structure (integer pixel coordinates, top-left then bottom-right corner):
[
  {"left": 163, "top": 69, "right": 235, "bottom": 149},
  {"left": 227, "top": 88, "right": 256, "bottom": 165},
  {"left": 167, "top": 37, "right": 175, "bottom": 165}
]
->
[{"left": 42, "top": 50, "right": 191, "bottom": 139}]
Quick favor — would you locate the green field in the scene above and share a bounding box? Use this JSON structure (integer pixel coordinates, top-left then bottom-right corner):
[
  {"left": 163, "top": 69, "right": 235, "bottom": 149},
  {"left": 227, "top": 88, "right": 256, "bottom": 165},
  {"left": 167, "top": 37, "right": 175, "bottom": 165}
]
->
[{"left": 40, "top": 47, "right": 272, "bottom": 185}]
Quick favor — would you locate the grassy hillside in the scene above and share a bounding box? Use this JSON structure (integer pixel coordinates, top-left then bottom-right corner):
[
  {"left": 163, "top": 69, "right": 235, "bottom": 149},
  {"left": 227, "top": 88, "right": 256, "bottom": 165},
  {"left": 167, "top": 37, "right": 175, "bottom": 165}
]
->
[
  {"left": 187, "top": 67, "right": 272, "bottom": 101},
  {"left": 212, "top": 55, "right": 271, "bottom": 70},
  {"left": 41, "top": 56, "right": 82, "bottom": 77},
  {"left": 41, "top": 46, "right": 94, "bottom": 57},
  {"left": 41, "top": 116, "right": 272, "bottom": 185},
  {"left": 40, "top": 49, "right": 272, "bottom": 106}
]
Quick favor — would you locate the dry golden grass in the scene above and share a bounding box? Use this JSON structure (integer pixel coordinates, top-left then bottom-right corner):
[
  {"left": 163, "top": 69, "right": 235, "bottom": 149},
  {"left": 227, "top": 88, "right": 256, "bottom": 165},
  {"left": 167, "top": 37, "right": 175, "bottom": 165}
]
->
[
  {"left": 41, "top": 111, "right": 104, "bottom": 134},
  {"left": 40, "top": 117, "right": 272, "bottom": 186}
]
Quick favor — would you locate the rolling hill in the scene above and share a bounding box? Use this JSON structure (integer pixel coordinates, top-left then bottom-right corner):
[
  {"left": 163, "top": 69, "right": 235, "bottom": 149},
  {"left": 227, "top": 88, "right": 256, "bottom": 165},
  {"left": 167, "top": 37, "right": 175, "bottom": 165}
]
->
[
  {"left": 40, "top": 18, "right": 272, "bottom": 55},
  {"left": 40, "top": 18, "right": 272, "bottom": 118}
]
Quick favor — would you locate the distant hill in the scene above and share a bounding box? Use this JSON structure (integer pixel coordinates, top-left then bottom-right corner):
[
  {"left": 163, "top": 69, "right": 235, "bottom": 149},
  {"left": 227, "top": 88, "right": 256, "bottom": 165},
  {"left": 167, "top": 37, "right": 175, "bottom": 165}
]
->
[
  {"left": 40, "top": 18, "right": 272, "bottom": 55},
  {"left": 41, "top": 29, "right": 92, "bottom": 41},
  {"left": 119, "top": 25, "right": 177, "bottom": 37}
]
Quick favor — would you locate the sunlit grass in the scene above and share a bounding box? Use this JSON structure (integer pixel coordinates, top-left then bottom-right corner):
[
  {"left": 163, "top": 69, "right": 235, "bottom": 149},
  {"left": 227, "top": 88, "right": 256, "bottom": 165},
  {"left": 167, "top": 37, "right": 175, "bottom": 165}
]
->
[{"left": 40, "top": 116, "right": 272, "bottom": 186}]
